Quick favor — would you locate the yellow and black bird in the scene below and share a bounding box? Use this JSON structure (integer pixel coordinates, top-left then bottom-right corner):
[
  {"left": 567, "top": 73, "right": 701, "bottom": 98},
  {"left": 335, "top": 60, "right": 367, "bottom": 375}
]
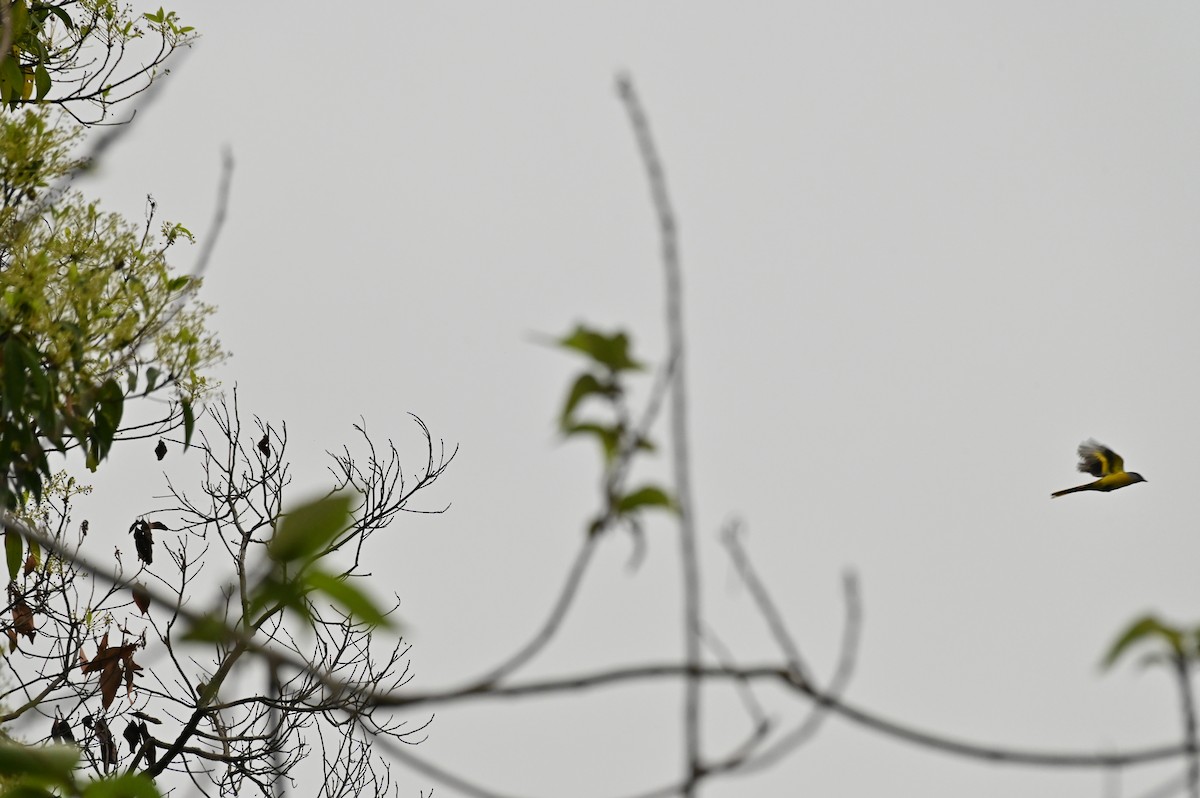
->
[{"left": 1051, "top": 439, "right": 1146, "bottom": 498}]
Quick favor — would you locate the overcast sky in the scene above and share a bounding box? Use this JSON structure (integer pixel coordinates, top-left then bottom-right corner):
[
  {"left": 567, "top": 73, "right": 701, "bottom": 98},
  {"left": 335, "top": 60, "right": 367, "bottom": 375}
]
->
[{"left": 74, "top": 3, "right": 1200, "bottom": 796}]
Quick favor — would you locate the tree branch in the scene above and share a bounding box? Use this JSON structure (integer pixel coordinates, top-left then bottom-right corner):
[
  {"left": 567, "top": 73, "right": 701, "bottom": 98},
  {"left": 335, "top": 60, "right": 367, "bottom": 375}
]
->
[{"left": 616, "top": 70, "right": 704, "bottom": 795}]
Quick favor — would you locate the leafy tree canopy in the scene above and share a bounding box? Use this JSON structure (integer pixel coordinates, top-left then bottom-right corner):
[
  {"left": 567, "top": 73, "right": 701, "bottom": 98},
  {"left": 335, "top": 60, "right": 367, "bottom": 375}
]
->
[{"left": 0, "top": 106, "right": 223, "bottom": 508}]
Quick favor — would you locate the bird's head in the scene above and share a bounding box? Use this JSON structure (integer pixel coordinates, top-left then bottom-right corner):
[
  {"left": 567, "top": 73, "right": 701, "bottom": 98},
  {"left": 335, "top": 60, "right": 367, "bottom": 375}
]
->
[{"left": 1128, "top": 473, "right": 1147, "bottom": 485}]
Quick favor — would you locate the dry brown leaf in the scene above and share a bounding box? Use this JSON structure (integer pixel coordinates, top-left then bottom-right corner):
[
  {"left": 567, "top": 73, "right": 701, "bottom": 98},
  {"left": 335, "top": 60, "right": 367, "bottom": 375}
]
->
[
  {"left": 98, "top": 662, "right": 121, "bottom": 709},
  {"left": 131, "top": 584, "right": 150, "bottom": 615},
  {"left": 12, "top": 597, "right": 35, "bottom": 641}
]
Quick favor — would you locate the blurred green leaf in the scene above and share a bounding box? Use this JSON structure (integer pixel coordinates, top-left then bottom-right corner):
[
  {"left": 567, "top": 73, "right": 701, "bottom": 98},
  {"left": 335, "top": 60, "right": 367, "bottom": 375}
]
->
[
  {"left": 90, "top": 378, "right": 124, "bottom": 463},
  {"left": 1102, "top": 614, "right": 1184, "bottom": 670},
  {"left": 559, "top": 373, "right": 615, "bottom": 429},
  {"left": 44, "top": 4, "right": 73, "bottom": 29},
  {"left": 181, "top": 614, "right": 233, "bottom": 644},
  {"left": 181, "top": 398, "right": 194, "bottom": 449},
  {"left": 615, "top": 485, "right": 676, "bottom": 515},
  {"left": 1, "top": 785, "right": 58, "bottom": 798},
  {"left": 0, "top": 57, "right": 23, "bottom": 106},
  {"left": 268, "top": 493, "right": 353, "bottom": 563},
  {"left": 33, "top": 63, "right": 50, "bottom": 101},
  {"left": 81, "top": 774, "right": 161, "bottom": 798},
  {"left": 0, "top": 742, "right": 77, "bottom": 781},
  {"left": 3, "top": 337, "right": 28, "bottom": 414},
  {"left": 563, "top": 422, "right": 620, "bottom": 464},
  {"left": 9, "top": 0, "right": 27, "bottom": 44},
  {"left": 247, "top": 574, "right": 310, "bottom": 624},
  {"left": 558, "top": 326, "right": 643, "bottom": 373},
  {"left": 5, "top": 529, "right": 22, "bottom": 581},
  {"left": 304, "top": 569, "right": 391, "bottom": 627}
]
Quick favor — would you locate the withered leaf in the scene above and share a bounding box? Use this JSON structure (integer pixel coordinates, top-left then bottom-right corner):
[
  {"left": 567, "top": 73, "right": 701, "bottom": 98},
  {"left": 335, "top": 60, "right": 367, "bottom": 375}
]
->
[
  {"left": 129, "top": 520, "right": 154, "bottom": 565},
  {"left": 131, "top": 583, "right": 150, "bottom": 615},
  {"left": 122, "top": 720, "right": 141, "bottom": 753},
  {"left": 50, "top": 717, "right": 75, "bottom": 744},
  {"left": 12, "top": 597, "right": 35, "bottom": 641},
  {"left": 98, "top": 663, "right": 121, "bottom": 709},
  {"left": 94, "top": 718, "right": 118, "bottom": 766},
  {"left": 154, "top": 439, "right": 167, "bottom": 461},
  {"left": 83, "top": 635, "right": 143, "bottom": 708}
]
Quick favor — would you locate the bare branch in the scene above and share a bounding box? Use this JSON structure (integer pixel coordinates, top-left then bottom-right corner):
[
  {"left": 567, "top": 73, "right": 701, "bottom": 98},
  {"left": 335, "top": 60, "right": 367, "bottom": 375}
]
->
[
  {"left": 615, "top": 70, "right": 704, "bottom": 795},
  {"left": 465, "top": 535, "right": 599, "bottom": 689}
]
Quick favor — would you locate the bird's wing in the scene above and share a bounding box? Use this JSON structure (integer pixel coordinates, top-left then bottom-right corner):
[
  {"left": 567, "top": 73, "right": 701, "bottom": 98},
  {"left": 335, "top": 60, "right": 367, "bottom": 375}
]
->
[{"left": 1077, "top": 439, "right": 1125, "bottom": 476}]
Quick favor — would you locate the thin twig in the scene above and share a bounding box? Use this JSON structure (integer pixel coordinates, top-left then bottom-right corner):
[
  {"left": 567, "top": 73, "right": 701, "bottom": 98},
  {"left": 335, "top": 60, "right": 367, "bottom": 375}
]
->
[
  {"left": 616, "top": 71, "right": 704, "bottom": 795},
  {"left": 697, "top": 621, "right": 770, "bottom": 740},
  {"left": 735, "top": 571, "right": 862, "bottom": 772},
  {"left": 1174, "top": 653, "right": 1199, "bottom": 798},
  {"left": 464, "top": 535, "right": 600, "bottom": 689},
  {"left": 720, "top": 520, "right": 813, "bottom": 685},
  {"left": 190, "top": 146, "right": 234, "bottom": 282},
  {"left": 384, "top": 662, "right": 1194, "bottom": 768}
]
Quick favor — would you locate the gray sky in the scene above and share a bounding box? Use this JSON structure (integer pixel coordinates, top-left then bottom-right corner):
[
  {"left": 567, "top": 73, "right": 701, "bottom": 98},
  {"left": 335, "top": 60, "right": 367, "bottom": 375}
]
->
[{"left": 78, "top": 3, "right": 1200, "bottom": 796}]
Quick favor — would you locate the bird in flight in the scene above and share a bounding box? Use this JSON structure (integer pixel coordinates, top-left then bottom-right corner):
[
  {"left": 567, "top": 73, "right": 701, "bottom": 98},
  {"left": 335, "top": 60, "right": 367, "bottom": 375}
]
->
[{"left": 1051, "top": 440, "right": 1146, "bottom": 498}]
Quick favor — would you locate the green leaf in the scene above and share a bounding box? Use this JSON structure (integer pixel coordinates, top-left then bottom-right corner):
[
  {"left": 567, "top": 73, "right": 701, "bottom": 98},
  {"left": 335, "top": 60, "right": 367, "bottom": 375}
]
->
[
  {"left": 0, "top": 56, "right": 23, "bottom": 105},
  {"left": 304, "top": 569, "right": 391, "bottom": 627},
  {"left": 0, "top": 742, "right": 77, "bottom": 780},
  {"left": 9, "top": 1, "right": 28, "bottom": 46},
  {"left": 563, "top": 422, "right": 621, "bottom": 464},
  {"left": 268, "top": 493, "right": 354, "bottom": 562},
  {"left": 1101, "top": 615, "right": 1184, "bottom": 670},
  {"left": 557, "top": 326, "right": 643, "bottom": 372},
  {"left": 145, "top": 366, "right": 160, "bottom": 393},
  {"left": 0, "top": 785, "right": 58, "bottom": 798},
  {"left": 45, "top": 5, "right": 74, "bottom": 29},
  {"left": 2, "top": 337, "right": 28, "bottom": 413},
  {"left": 181, "top": 397, "right": 194, "bottom": 449},
  {"left": 247, "top": 574, "right": 310, "bottom": 623},
  {"left": 33, "top": 62, "right": 49, "bottom": 101},
  {"left": 81, "top": 774, "right": 161, "bottom": 798},
  {"left": 4, "top": 529, "right": 22, "bottom": 581},
  {"left": 181, "top": 613, "right": 233, "bottom": 644},
  {"left": 559, "top": 373, "right": 615, "bottom": 429},
  {"left": 615, "top": 485, "right": 676, "bottom": 515},
  {"left": 89, "top": 378, "right": 124, "bottom": 464}
]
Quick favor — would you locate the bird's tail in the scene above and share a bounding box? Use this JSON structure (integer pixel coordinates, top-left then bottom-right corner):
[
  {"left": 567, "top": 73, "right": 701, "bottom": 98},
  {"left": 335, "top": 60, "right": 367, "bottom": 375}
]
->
[{"left": 1051, "top": 483, "right": 1096, "bottom": 498}]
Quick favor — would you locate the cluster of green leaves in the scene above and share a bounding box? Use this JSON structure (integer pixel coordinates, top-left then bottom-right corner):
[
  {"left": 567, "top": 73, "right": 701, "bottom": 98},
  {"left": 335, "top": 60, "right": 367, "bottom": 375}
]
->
[
  {"left": 553, "top": 324, "right": 675, "bottom": 537},
  {"left": 0, "top": 1, "right": 66, "bottom": 106},
  {"left": 0, "top": 108, "right": 223, "bottom": 509},
  {"left": 1103, "top": 614, "right": 1200, "bottom": 671},
  {"left": 0, "top": 1, "right": 197, "bottom": 111}
]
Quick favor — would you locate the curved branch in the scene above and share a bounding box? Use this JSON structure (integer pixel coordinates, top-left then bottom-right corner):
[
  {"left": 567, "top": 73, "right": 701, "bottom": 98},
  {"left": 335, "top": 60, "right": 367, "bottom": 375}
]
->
[{"left": 464, "top": 534, "right": 599, "bottom": 689}]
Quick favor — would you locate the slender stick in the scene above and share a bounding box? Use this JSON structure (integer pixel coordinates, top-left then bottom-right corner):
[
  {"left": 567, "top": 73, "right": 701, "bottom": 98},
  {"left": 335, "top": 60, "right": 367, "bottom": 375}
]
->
[
  {"left": 616, "top": 73, "right": 704, "bottom": 792},
  {"left": 1173, "top": 653, "right": 1200, "bottom": 798},
  {"left": 465, "top": 535, "right": 599, "bottom": 689}
]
